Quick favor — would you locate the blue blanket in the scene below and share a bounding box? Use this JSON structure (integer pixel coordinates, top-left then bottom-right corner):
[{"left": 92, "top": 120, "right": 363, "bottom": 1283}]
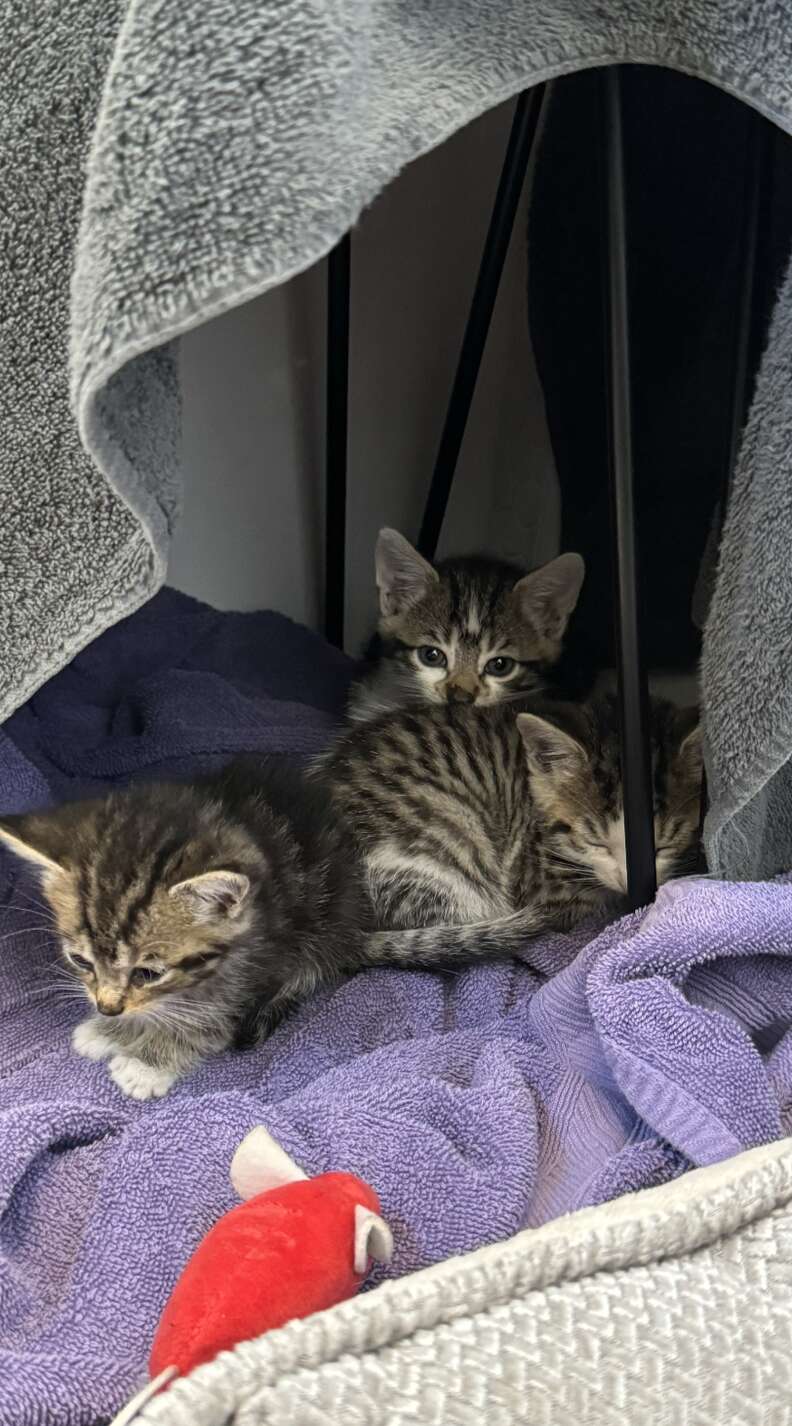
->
[{"left": 1, "top": 592, "right": 791, "bottom": 1425}]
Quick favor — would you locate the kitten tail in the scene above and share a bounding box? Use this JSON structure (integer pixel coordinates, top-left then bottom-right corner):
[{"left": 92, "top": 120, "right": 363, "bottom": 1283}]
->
[{"left": 360, "top": 905, "right": 554, "bottom": 968}]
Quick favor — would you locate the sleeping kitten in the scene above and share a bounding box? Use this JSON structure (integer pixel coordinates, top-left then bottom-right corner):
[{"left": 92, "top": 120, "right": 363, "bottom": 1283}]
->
[
  {"left": 0, "top": 760, "right": 373, "bottom": 1101},
  {"left": 323, "top": 693, "right": 703, "bottom": 961},
  {"left": 348, "top": 528, "right": 586, "bottom": 720},
  {"left": 0, "top": 703, "right": 701, "bottom": 1099}
]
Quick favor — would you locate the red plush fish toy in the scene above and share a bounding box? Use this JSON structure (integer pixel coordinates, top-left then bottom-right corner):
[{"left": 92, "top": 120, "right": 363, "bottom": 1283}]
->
[{"left": 112, "top": 1129, "right": 392, "bottom": 1424}]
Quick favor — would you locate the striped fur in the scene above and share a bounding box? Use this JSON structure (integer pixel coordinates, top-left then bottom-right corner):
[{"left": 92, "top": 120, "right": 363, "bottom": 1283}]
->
[
  {"left": 348, "top": 529, "right": 585, "bottom": 721},
  {"left": 322, "top": 694, "right": 703, "bottom": 966},
  {"left": 0, "top": 759, "right": 371, "bottom": 1099},
  {"left": 0, "top": 701, "right": 702, "bottom": 1098}
]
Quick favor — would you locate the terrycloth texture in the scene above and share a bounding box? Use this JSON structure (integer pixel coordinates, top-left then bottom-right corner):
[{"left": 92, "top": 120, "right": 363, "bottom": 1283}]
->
[
  {"left": 2, "top": 596, "right": 792, "bottom": 1424},
  {"left": 0, "top": 3, "right": 790, "bottom": 876},
  {"left": 702, "top": 249, "right": 792, "bottom": 879},
  {"left": 0, "top": 0, "right": 146, "bottom": 724},
  {"left": 125, "top": 1139, "right": 792, "bottom": 1426}
]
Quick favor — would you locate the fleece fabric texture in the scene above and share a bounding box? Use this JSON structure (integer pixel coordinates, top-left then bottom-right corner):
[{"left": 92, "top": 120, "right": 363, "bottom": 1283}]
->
[
  {"left": 2, "top": 593, "right": 792, "bottom": 1424},
  {"left": 4, "top": 3, "right": 792, "bottom": 858}
]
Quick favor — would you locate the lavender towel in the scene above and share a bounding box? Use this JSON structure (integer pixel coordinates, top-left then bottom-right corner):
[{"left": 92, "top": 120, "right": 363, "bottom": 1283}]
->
[{"left": 1, "top": 595, "right": 792, "bottom": 1425}]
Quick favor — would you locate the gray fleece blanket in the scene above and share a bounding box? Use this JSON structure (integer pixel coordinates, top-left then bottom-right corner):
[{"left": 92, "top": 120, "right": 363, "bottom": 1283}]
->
[{"left": 4, "top": 1, "right": 792, "bottom": 879}]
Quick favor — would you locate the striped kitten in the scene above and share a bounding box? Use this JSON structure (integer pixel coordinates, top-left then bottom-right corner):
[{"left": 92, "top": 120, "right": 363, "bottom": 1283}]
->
[
  {"left": 348, "top": 528, "right": 585, "bottom": 721},
  {"left": 0, "top": 760, "right": 374, "bottom": 1100},
  {"left": 0, "top": 703, "right": 700, "bottom": 1099},
  {"left": 1, "top": 750, "right": 587, "bottom": 1103},
  {"left": 323, "top": 693, "right": 703, "bottom": 961}
]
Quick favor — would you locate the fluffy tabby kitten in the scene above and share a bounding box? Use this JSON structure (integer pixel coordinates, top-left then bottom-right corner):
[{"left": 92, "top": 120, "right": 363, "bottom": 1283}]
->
[
  {"left": 322, "top": 693, "right": 703, "bottom": 960},
  {"left": 348, "top": 528, "right": 586, "bottom": 720},
  {"left": 1, "top": 747, "right": 592, "bottom": 1103},
  {"left": 0, "top": 760, "right": 373, "bottom": 1101},
  {"left": 0, "top": 703, "right": 701, "bottom": 1100}
]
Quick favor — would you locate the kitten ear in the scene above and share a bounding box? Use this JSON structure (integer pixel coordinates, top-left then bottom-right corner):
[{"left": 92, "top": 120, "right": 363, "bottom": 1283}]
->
[
  {"left": 0, "top": 815, "right": 68, "bottom": 884},
  {"left": 517, "top": 713, "right": 588, "bottom": 777},
  {"left": 375, "top": 528, "right": 438, "bottom": 617},
  {"left": 675, "top": 718, "right": 703, "bottom": 781},
  {"left": 513, "top": 553, "right": 585, "bottom": 642},
  {"left": 169, "top": 870, "right": 251, "bottom": 921}
]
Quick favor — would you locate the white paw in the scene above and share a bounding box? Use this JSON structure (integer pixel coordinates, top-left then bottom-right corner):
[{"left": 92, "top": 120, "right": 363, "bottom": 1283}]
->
[
  {"left": 72, "top": 1019, "right": 114, "bottom": 1062},
  {"left": 108, "top": 1055, "right": 178, "bottom": 1101}
]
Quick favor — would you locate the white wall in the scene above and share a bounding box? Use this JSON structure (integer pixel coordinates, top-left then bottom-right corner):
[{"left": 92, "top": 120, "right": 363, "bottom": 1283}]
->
[{"left": 170, "top": 98, "right": 558, "bottom": 655}]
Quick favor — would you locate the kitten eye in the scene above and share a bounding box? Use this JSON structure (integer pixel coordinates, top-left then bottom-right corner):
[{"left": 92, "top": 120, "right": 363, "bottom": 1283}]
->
[
  {"left": 418, "top": 646, "right": 447, "bottom": 669},
  {"left": 484, "top": 656, "right": 516, "bottom": 678},
  {"left": 69, "top": 954, "right": 93, "bottom": 974},
  {"left": 130, "top": 967, "right": 163, "bottom": 988}
]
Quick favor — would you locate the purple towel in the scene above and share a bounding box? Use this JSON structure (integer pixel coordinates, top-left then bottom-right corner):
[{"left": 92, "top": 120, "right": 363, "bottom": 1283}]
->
[{"left": 1, "top": 591, "right": 792, "bottom": 1425}]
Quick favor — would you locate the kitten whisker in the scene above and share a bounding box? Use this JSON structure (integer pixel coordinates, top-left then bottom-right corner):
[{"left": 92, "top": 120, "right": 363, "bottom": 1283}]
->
[
  {"left": 0, "top": 904, "right": 58, "bottom": 921},
  {"left": 0, "top": 909, "right": 58, "bottom": 930},
  {"left": 4, "top": 912, "right": 57, "bottom": 928},
  {"left": 2, "top": 889, "right": 57, "bottom": 912},
  {"left": 546, "top": 852, "right": 599, "bottom": 880},
  {"left": 0, "top": 927, "right": 58, "bottom": 946}
]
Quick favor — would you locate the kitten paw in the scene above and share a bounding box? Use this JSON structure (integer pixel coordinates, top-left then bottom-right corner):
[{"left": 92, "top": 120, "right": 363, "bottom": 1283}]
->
[
  {"left": 108, "top": 1055, "right": 177, "bottom": 1101},
  {"left": 72, "top": 1019, "right": 114, "bottom": 1062}
]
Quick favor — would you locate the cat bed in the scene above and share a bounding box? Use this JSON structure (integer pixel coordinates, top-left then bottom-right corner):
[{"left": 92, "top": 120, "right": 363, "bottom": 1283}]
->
[
  {"left": 2, "top": 592, "right": 792, "bottom": 1425},
  {"left": 124, "top": 1137, "right": 792, "bottom": 1425}
]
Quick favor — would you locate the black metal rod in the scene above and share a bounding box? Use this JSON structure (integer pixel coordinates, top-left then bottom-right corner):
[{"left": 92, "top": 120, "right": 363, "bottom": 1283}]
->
[
  {"left": 601, "top": 67, "right": 657, "bottom": 910},
  {"left": 325, "top": 233, "right": 351, "bottom": 648},
  {"left": 417, "top": 85, "right": 547, "bottom": 559}
]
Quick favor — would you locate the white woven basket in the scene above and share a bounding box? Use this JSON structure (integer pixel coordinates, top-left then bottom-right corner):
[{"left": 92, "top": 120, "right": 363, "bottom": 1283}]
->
[{"left": 116, "top": 1138, "right": 792, "bottom": 1425}]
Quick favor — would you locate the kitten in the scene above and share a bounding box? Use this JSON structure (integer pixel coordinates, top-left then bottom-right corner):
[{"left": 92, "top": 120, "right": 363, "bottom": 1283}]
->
[
  {"left": 1, "top": 748, "right": 589, "bottom": 1103},
  {"left": 1, "top": 748, "right": 560, "bottom": 1103},
  {"left": 0, "top": 760, "right": 373, "bottom": 1101},
  {"left": 322, "top": 693, "right": 703, "bottom": 962},
  {"left": 348, "top": 528, "right": 586, "bottom": 721},
  {"left": 0, "top": 704, "right": 701, "bottom": 1099}
]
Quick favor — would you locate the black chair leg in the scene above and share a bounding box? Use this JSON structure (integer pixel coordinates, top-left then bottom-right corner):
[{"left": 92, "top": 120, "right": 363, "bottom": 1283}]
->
[
  {"left": 325, "top": 234, "right": 351, "bottom": 648},
  {"left": 601, "top": 67, "right": 657, "bottom": 910},
  {"left": 417, "top": 85, "right": 547, "bottom": 559}
]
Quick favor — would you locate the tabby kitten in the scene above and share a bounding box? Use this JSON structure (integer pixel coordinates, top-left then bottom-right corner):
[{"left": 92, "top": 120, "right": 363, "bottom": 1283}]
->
[
  {"left": 348, "top": 528, "right": 586, "bottom": 720},
  {"left": 323, "top": 693, "right": 703, "bottom": 962},
  {"left": 2, "top": 746, "right": 591, "bottom": 1104},
  {"left": 0, "top": 704, "right": 701, "bottom": 1099},
  {"left": 0, "top": 760, "right": 373, "bottom": 1101}
]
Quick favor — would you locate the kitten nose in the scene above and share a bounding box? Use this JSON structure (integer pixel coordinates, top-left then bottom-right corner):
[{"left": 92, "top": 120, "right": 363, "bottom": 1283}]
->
[
  {"left": 97, "top": 996, "right": 124, "bottom": 1017},
  {"left": 446, "top": 683, "right": 476, "bottom": 704}
]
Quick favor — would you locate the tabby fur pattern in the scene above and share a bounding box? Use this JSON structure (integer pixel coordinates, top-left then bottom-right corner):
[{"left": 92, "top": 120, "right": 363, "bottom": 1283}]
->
[
  {"left": 349, "top": 528, "right": 585, "bottom": 720},
  {"left": 0, "top": 760, "right": 371, "bottom": 1099},
  {"left": 322, "top": 693, "right": 703, "bottom": 963}
]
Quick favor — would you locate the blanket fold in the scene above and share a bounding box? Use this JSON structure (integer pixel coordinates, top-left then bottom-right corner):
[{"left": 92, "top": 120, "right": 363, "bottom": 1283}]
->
[
  {"left": 1, "top": 596, "right": 792, "bottom": 1424},
  {"left": 3, "top": 0, "right": 792, "bottom": 873}
]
